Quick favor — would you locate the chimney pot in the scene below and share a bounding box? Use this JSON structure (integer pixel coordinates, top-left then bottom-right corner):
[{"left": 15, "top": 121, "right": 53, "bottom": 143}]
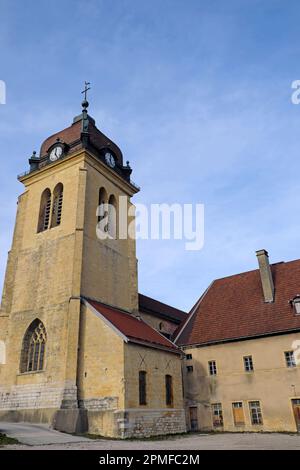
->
[{"left": 256, "top": 249, "right": 275, "bottom": 303}]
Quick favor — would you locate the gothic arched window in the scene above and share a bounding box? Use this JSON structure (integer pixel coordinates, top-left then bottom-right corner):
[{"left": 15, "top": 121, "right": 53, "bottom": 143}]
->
[
  {"left": 20, "top": 320, "right": 47, "bottom": 373},
  {"left": 37, "top": 188, "right": 51, "bottom": 233},
  {"left": 108, "top": 194, "right": 117, "bottom": 239},
  {"left": 51, "top": 183, "right": 64, "bottom": 228}
]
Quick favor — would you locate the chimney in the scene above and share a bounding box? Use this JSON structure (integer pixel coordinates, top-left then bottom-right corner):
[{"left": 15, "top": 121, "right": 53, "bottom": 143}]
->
[{"left": 256, "top": 249, "right": 275, "bottom": 303}]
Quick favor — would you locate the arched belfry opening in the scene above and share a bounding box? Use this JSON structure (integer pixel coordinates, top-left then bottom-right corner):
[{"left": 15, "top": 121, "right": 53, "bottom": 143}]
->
[
  {"left": 37, "top": 188, "right": 51, "bottom": 233},
  {"left": 108, "top": 194, "right": 117, "bottom": 239},
  {"left": 51, "top": 183, "right": 64, "bottom": 228}
]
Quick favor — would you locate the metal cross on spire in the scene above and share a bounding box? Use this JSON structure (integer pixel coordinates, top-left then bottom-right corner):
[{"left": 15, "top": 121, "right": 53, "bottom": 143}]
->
[
  {"left": 81, "top": 81, "right": 91, "bottom": 101},
  {"left": 81, "top": 81, "right": 91, "bottom": 110}
]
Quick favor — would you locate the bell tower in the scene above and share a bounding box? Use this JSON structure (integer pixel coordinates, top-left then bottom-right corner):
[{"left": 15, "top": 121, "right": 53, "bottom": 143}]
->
[{"left": 0, "top": 89, "right": 139, "bottom": 426}]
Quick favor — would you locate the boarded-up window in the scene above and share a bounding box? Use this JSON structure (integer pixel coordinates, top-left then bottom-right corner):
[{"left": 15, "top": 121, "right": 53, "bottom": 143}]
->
[
  {"left": 211, "top": 403, "right": 223, "bottom": 427},
  {"left": 139, "top": 371, "right": 147, "bottom": 405},
  {"left": 232, "top": 402, "right": 245, "bottom": 426},
  {"left": 165, "top": 375, "right": 173, "bottom": 406}
]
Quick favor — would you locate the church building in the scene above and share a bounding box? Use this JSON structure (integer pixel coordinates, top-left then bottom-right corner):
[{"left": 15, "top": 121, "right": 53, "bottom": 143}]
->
[
  {"left": 0, "top": 96, "right": 186, "bottom": 438},
  {"left": 0, "top": 92, "right": 299, "bottom": 437}
]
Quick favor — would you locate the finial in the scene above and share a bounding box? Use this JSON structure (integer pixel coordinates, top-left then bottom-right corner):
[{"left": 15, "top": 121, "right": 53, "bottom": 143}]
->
[
  {"left": 81, "top": 81, "right": 91, "bottom": 110},
  {"left": 126, "top": 160, "right": 131, "bottom": 167},
  {"left": 31, "top": 150, "right": 38, "bottom": 159}
]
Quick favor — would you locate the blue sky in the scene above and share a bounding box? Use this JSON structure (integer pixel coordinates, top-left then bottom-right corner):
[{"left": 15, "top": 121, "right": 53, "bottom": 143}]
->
[{"left": 1, "top": 0, "right": 300, "bottom": 312}]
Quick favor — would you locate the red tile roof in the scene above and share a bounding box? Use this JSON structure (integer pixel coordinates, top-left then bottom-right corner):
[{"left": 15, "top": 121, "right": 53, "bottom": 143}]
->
[
  {"left": 39, "top": 114, "right": 124, "bottom": 165},
  {"left": 176, "top": 259, "right": 300, "bottom": 346},
  {"left": 138, "top": 293, "right": 187, "bottom": 324},
  {"left": 86, "top": 299, "right": 180, "bottom": 354}
]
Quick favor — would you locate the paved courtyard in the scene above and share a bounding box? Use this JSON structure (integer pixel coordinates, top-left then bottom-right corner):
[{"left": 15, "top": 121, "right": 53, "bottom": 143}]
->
[{"left": 0, "top": 422, "right": 300, "bottom": 449}]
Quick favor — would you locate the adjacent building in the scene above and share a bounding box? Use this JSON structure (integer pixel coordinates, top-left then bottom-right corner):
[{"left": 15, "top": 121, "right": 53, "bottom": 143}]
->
[{"left": 176, "top": 250, "right": 300, "bottom": 433}]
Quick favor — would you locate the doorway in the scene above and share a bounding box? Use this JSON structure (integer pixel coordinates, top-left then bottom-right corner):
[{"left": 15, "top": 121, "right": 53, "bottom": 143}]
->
[
  {"left": 292, "top": 399, "right": 300, "bottom": 432},
  {"left": 189, "top": 406, "right": 198, "bottom": 431}
]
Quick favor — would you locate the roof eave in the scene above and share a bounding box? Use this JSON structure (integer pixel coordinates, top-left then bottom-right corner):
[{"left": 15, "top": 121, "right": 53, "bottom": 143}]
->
[
  {"left": 127, "top": 337, "right": 182, "bottom": 355},
  {"left": 179, "top": 326, "right": 300, "bottom": 349}
]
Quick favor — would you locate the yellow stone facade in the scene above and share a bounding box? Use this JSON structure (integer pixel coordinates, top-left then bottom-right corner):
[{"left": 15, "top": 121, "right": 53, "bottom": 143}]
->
[
  {"left": 0, "top": 143, "right": 185, "bottom": 437},
  {"left": 182, "top": 332, "right": 300, "bottom": 433}
]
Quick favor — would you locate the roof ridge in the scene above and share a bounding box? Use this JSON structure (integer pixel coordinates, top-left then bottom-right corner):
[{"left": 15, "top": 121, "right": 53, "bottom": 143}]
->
[
  {"left": 213, "top": 258, "right": 300, "bottom": 284},
  {"left": 139, "top": 293, "right": 185, "bottom": 311}
]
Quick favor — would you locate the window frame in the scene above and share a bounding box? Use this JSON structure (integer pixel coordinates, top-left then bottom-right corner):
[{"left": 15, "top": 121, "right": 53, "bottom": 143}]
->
[
  {"left": 243, "top": 355, "right": 254, "bottom": 372},
  {"left": 249, "top": 400, "right": 263, "bottom": 425},
  {"left": 208, "top": 360, "right": 217, "bottom": 376},
  {"left": 285, "top": 350, "right": 296, "bottom": 368},
  {"left": 211, "top": 402, "right": 223, "bottom": 428}
]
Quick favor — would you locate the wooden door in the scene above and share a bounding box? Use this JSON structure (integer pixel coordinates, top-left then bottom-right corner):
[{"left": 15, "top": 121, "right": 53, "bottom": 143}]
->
[
  {"left": 292, "top": 399, "right": 300, "bottom": 432},
  {"left": 189, "top": 407, "right": 198, "bottom": 431}
]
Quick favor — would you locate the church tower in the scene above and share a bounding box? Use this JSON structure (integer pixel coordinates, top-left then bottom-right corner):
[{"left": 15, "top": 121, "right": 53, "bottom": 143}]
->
[
  {"left": 0, "top": 92, "right": 139, "bottom": 425},
  {"left": 0, "top": 89, "right": 185, "bottom": 438}
]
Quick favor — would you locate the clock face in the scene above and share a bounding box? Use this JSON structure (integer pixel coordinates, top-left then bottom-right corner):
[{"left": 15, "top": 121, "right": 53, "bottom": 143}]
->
[
  {"left": 50, "top": 146, "right": 63, "bottom": 162},
  {"left": 105, "top": 152, "right": 116, "bottom": 168}
]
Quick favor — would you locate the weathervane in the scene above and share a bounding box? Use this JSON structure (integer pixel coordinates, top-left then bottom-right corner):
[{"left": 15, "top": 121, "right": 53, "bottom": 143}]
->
[{"left": 81, "top": 81, "right": 91, "bottom": 109}]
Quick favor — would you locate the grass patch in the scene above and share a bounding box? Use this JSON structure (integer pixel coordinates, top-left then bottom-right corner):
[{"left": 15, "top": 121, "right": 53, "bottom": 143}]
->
[{"left": 0, "top": 433, "right": 19, "bottom": 446}]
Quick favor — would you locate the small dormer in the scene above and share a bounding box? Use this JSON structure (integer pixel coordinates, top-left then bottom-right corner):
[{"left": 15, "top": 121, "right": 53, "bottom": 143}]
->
[{"left": 290, "top": 295, "right": 300, "bottom": 315}]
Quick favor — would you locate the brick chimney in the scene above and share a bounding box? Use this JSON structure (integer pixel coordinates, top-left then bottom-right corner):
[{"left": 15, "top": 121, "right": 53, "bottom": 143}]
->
[{"left": 256, "top": 249, "right": 275, "bottom": 303}]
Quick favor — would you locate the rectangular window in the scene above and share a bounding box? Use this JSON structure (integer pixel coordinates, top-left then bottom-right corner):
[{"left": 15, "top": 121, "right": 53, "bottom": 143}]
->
[
  {"left": 211, "top": 403, "right": 223, "bottom": 427},
  {"left": 244, "top": 355, "right": 254, "bottom": 372},
  {"left": 232, "top": 402, "right": 245, "bottom": 426},
  {"left": 249, "top": 401, "right": 263, "bottom": 425},
  {"left": 285, "top": 351, "right": 296, "bottom": 368},
  {"left": 186, "top": 353, "right": 192, "bottom": 360},
  {"left": 187, "top": 365, "right": 193, "bottom": 372},
  {"left": 208, "top": 360, "right": 217, "bottom": 376},
  {"left": 165, "top": 375, "right": 173, "bottom": 406},
  {"left": 139, "top": 371, "right": 147, "bottom": 405}
]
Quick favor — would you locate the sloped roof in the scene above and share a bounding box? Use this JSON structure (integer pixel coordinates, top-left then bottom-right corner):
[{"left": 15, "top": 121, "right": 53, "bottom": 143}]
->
[
  {"left": 39, "top": 113, "right": 124, "bottom": 165},
  {"left": 176, "top": 259, "right": 300, "bottom": 347},
  {"left": 138, "top": 293, "right": 187, "bottom": 324},
  {"left": 85, "top": 299, "right": 180, "bottom": 354}
]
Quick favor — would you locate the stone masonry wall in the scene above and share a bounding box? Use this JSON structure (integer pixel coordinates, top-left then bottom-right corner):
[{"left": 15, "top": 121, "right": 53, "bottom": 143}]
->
[
  {"left": 122, "top": 409, "right": 186, "bottom": 438},
  {"left": 0, "top": 382, "right": 77, "bottom": 410}
]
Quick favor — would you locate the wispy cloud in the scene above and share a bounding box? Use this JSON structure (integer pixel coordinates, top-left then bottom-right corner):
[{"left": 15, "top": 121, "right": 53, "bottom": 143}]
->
[{"left": 0, "top": 0, "right": 300, "bottom": 311}]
